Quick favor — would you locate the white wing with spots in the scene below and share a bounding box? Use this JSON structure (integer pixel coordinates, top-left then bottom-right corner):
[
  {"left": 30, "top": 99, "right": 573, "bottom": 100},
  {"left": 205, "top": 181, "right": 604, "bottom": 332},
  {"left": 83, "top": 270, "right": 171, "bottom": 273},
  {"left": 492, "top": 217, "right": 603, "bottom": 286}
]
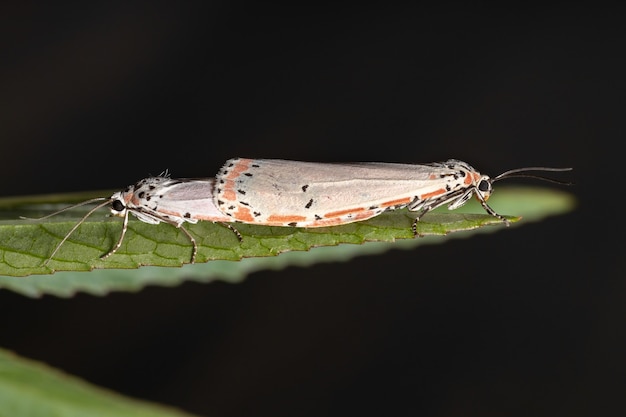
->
[{"left": 214, "top": 158, "right": 481, "bottom": 227}]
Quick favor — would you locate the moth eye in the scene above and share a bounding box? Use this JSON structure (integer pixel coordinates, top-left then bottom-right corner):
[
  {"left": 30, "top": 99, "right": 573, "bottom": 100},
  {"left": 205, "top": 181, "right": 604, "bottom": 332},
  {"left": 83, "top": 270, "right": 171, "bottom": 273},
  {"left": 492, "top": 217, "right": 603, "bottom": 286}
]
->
[
  {"left": 478, "top": 179, "right": 491, "bottom": 192},
  {"left": 111, "top": 200, "right": 125, "bottom": 212}
]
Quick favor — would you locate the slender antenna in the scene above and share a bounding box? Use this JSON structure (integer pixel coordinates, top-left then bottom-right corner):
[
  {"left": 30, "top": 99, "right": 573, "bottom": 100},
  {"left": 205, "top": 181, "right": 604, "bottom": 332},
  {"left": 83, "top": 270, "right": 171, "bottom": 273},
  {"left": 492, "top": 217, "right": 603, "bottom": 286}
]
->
[
  {"left": 41, "top": 199, "right": 113, "bottom": 265},
  {"left": 20, "top": 197, "right": 108, "bottom": 221},
  {"left": 493, "top": 167, "right": 573, "bottom": 185}
]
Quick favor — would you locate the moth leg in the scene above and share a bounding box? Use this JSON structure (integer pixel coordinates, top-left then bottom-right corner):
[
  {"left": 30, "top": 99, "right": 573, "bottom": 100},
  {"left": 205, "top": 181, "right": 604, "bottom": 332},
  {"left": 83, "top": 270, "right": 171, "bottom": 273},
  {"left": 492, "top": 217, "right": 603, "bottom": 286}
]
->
[
  {"left": 218, "top": 222, "right": 243, "bottom": 242},
  {"left": 476, "top": 195, "right": 510, "bottom": 227},
  {"left": 411, "top": 208, "right": 433, "bottom": 237},
  {"left": 178, "top": 226, "right": 198, "bottom": 264},
  {"left": 100, "top": 211, "right": 131, "bottom": 261}
]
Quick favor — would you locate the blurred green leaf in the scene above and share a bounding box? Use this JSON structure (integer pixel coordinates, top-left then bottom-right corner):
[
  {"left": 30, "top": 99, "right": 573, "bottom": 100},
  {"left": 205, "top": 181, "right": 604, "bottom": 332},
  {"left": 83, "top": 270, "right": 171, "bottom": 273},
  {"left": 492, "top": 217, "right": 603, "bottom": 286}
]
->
[{"left": 0, "top": 348, "right": 199, "bottom": 417}]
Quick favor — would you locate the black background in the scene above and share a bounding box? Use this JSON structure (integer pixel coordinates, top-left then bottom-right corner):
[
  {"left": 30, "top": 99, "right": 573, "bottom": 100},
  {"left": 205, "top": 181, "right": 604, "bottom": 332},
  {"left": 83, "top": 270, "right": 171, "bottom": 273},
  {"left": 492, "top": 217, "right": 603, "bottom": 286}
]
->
[{"left": 1, "top": 3, "right": 623, "bottom": 416}]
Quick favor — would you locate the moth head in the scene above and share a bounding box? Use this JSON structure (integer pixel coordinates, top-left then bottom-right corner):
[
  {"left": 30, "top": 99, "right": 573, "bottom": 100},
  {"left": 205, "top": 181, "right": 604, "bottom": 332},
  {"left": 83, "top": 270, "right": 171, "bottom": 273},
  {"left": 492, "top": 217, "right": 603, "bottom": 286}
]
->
[{"left": 109, "top": 192, "right": 128, "bottom": 218}]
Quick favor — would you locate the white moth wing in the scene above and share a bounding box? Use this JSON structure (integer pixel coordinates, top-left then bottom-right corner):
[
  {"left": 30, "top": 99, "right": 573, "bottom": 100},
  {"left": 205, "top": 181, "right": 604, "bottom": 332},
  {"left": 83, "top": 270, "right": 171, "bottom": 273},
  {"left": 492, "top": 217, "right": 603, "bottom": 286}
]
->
[
  {"left": 152, "top": 179, "right": 231, "bottom": 222},
  {"left": 216, "top": 158, "right": 474, "bottom": 226}
]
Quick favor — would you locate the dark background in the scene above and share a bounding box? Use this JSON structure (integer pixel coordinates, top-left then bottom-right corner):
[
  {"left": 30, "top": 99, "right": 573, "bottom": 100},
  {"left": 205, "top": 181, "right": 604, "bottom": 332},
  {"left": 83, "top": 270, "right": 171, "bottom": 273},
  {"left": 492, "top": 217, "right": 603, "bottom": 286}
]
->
[{"left": 1, "top": 3, "right": 623, "bottom": 416}]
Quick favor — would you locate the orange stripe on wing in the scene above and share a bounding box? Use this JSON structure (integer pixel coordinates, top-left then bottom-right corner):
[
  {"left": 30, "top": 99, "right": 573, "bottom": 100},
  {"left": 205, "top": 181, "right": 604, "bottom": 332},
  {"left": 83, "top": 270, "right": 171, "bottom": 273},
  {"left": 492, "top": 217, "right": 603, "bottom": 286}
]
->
[
  {"left": 224, "top": 159, "right": 252, "bottom": 180},
  {"left": 221, "top": 188, "right": 237, "bottom": 201},
  {"left": 308, "top": 217, "right": 346, "bottom": 227},
  {"left": 309, "top": 209, "right": 379, "bottom": 227},
  {"left": 352, "top": 210, "right": 379, "bottom": 221},
  {"left": 324, "top": 206, "right": 366, "bottom": 218},
  {"left": 379, "top": 197, "right": 412, "bottom": 208},
  {"left": 233, "top": 206, "right": 254, "bottom": 222},
  {"left": 221, "top": 159, "right": 253, "bottom": 202},
  {"left": 420, "top": 188, "right": 446, "bottom": 200},
  {"left": 267, "top": 214, "right": 308, "bottom": 224}
]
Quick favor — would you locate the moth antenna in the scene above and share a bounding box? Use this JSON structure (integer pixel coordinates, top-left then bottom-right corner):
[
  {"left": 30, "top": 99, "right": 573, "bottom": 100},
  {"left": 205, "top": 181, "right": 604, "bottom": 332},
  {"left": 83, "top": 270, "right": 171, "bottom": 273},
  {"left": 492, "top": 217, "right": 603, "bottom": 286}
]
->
[
  {"left": 41, "top": 199, "right": 113, "bottom": 265},
  {"left": 20, "top": 197, "right": 108, "bottom": 221},
  {"left": 493, "top": 167, "right": 573, "bottom": 185}
]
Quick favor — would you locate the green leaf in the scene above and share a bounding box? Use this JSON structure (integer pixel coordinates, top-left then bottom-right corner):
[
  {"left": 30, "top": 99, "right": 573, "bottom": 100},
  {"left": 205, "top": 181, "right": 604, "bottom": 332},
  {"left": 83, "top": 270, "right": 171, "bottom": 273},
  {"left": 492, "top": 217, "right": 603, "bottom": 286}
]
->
[
  {"left": 0, "top": 347, "right": 199, "bottom": 417},
  {"left": 0, "top": 186, "right": 575, "bottom": 296}
]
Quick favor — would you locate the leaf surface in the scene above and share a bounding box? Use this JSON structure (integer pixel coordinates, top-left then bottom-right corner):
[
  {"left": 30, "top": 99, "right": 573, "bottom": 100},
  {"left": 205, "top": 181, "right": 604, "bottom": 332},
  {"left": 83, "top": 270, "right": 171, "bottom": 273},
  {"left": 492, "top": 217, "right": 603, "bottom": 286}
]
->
[{"left": 0, "top": 186, "right": 575, "bottom": 296}]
